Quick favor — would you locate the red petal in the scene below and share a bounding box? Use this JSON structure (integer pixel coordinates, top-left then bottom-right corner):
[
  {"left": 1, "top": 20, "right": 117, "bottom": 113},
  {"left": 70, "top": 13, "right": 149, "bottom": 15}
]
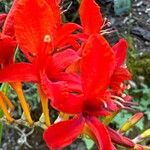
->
[
  {"left": 65, "top": 35, "right": 81, "bottom": 49},
  {"left": 79, "top": 0, "right": 103, "bottom": 35},
  {"left": 56, "top": 72, "right": 82, "bottom": 92},
  {"left": 53, "top": 49, "right": 80, "bottom": 71},
  {"left": 52, "top": 93, "right": 84, "bottom": 114},
  {"left": 40, "top": 73, "right": 66, "bottom": 99},
  {"left": 81, "top": 34, "right": 115, "bottom": 98},
  {"left": 86, "top": 116, "right": 113, "bottom": 150},
  {"left": 112, "top": 67, "right": 132, "bottom": 82},
  {"left": 108, "top": 128, "right": 134, "bottom": 148},
  {"left": 54, "top": 23, "right": 82, "bottom": 47},
  {"left": 41, "top": 73, "right": 84, "bottom": 114},
  {"left": 110, "top": 67, "right": 132, "bottom": 92},
  {"left": 112, "top": 39, "right": 128, "bottom": 67},
  {"left": 45, "top": 0, "right": 61, "bottom": 27},
  {"left": 0, "top": 13, "right": 7, "bottom": 28},
  {"left": 14, "top": 0, "right": 56, "bottom": 57},
  {"left": 43, "top": 116, "right": 84, "bottom": 149},
  {"left": 2, "top": 0, "right": 18, "bottom": 36},
  {"left": 0, "top": 63, "right": 38, "bottom": 82},
  {"left": 0, "top": 13, "right": 7, "bottom": 20},
  {"left": 0, "top": 34, "right": 16, "bottom": 65},
  {"left": 83, "top": 91, "right": 112, "bottom": 116}
]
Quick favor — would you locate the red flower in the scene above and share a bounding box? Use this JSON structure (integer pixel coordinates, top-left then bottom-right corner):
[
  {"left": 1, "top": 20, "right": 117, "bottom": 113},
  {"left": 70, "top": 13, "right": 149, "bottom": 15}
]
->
[
  {"left": 14, "top": 0, "right": 81, "bottom": 61},
  {"left": 0, "top": 0, "right": 81, "bottom": 126},
  {"left": 43, "top": 34, "right": 116, "bottom": 150},
  {"left": 66, "top": 0, "right": 105, "bottom": 73},
  {"left": 110, "top": 39, "right": 132, "bottom": 95},
  {"left": 43, "top": 35, "right": 135, "bottom": 150},
  {"left": 0, "top": 0, "right": 82, "bottom": 91}
]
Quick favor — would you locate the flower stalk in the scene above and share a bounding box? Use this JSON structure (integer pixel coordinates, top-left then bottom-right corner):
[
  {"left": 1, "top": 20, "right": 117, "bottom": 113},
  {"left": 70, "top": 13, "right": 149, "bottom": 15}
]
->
[
  {"left": 10, "top": 82, "right": 33, "bottom": 125},
  {"left": 37, "top": 85, "right": 50, "bottom": 126}
]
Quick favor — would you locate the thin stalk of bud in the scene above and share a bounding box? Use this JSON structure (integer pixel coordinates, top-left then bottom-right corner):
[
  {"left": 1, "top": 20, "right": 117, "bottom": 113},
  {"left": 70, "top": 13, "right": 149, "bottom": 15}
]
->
[
  {"left": 133, "top": 128, "right": 150, "bottom": 143},
  {"left": 0, "top": 96, "right": 14, "bottom": 122},
  {"left": 10, "top": 82, "right": 33, "bottom": 125},
  {"left": 103, "top": 111, "right": 119, "bottom": 126},
  {"left": 0, "top": 91, "right": 14, "bottom": 110},
  {"left": 37, "top": 85, "right": 51, "bottom": 126}
]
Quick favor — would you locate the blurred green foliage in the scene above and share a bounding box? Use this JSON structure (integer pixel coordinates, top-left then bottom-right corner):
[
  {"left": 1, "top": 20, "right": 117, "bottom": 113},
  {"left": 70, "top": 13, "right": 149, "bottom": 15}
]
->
[{"left": 114, "top": 0, "right": 131, "bottom": 15}]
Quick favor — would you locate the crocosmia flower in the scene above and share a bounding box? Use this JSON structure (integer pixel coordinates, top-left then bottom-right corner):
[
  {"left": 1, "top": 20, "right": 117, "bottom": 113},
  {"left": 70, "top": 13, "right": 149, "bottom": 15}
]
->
[
  {"left": 43, "top": 34, "right": 117, "bottom": 150},
  {"left": 110, "top": 39, "right": 132, "bottom": 95}
]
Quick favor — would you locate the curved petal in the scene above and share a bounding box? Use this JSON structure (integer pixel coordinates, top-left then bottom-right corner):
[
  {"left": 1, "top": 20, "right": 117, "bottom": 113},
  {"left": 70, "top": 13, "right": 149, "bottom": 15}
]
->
[
  {"left": 40, "top": 73, "right": 67, "bottom": 100},
  {"left": 81, "top": 34, "right": 115, "bottom": 98},
  {"left": 53, "top": 49, "right": 80, "bottom": 71},
  {"left": 110, "top": 67, "right": 132, "bottom": 92},
  {"left": 54, "top": 23, "right": 82, "bottom": 47},
  {"left": 0, "top": 34, "right": 16, "bottom": 65},
  {"left": 45, "top": 0, "right": 61, "bottom": 27},
  {"left": 112, "top": 38, "right": 128, "bottom": 67},
  {"left": 14, "top": 0, "right": 56, "bottom": 57},
  {"left": 83, "top": 91, "right": 113, "bottom": 116},
  {"left": 79, "top": 0, "right": 103, "bottom": 35},
  {"left": 0, "top": 63, "right": 38, "bottom": 82},
  {"left": 41, "top": 72, "right": 84, "bottom": 114},
  {"left": 66, "top": 60, "right": 80, "bottom": 74},
  {"left": 64, "top": 35, "right": 81, "bottom": 49},
  {"left": 41, "top": 73, "right": 84, "bottom": 114},
  {"left": 43, "top": 116, "right": 84, "bottom": 149},
  {"left": 2, "top": 0, "right": 18, "bottom": 36},
  {"left": 52, "top": 93, "right": 84, "bottom": 114},
  {"left": 86, "top": 116, "right": 113, "bottom": 150},
  {"left": 56, "top": 72, "right": 82, "bottom": 92},
  {"left": 0, "top": 13, "right": 7, "bottom": 28}
]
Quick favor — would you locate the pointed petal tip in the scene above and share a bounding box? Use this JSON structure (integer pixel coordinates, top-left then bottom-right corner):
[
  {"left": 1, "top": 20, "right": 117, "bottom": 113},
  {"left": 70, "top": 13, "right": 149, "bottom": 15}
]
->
[{"left": 43, "top": 116, "right": 84, "bottom": 149}]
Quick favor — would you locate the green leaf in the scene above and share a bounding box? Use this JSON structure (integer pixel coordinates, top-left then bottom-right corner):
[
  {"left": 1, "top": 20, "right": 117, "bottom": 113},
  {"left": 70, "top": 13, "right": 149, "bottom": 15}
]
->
[
  {"left": 114, "top": 0, "right": 131, "bottom": 16},
  {"left": 83, "top": 137, "right": 94, "bottom": 150},
  {"left": 0, "top": 82, "right": 10, "bottom": 96},
  {"left": 0, "top": 110, "right": 3, "bottom": 118}
]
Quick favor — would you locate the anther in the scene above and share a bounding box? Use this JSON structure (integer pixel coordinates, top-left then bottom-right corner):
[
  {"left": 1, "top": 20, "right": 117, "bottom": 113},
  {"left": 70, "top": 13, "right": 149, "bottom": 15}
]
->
[
  {"left": 121, "top": 93, "right": 126, "bottom": 98},
  {"left": 111, "top": 95, "right": 125, "bottom": 102},
  {"left": 114, "top": 100, "right": 125, "bottom": 108},
  {"left": 44, "top": 35, "right": 51, "bottom": 43},
  {"left": 103, "top": 101, "right": 108, "bottom": 108}
]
